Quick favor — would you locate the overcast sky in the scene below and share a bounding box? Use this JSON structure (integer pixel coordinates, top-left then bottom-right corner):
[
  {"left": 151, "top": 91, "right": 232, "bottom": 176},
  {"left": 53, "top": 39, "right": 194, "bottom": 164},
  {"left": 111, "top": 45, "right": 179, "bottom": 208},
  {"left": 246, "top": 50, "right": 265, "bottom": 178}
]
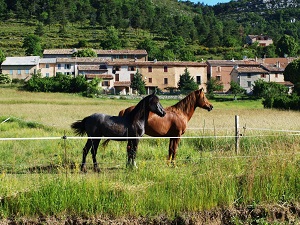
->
[{"left": 188, "top": 0, "right": 231, "bottom": 6}]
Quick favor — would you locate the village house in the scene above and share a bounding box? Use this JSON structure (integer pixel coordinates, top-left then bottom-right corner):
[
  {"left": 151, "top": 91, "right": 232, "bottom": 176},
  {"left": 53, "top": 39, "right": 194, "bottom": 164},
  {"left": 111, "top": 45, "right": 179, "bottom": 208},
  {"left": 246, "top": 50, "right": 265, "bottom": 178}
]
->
[
  {"left": 78, "top": 60, "right": 208, "bottom": 95},
  {"left": 206, "top": 59, "right": 261, "bottom": 92},
  {"left": 246, "top": 35, "right": 273, "bottom": 47},
  {"left": 1, "top": 56, "right": 40, "bottom": 80}
]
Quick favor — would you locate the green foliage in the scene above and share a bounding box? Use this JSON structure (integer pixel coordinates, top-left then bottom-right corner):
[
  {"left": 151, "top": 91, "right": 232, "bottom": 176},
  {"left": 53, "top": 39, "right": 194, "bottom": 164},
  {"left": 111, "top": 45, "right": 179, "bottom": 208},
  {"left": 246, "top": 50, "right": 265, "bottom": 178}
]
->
[
  {"left": 276, "top": 34, "right": 298, "bottom": 57},
  {"left": 283, "top": 59, "right": 300, "bottom": 95},
  {"left": 206, "top": 78, "right": 224, "bottom": 95},
  {"left": 177, "top": 68, "right": 198, "bottom": 94},
  {"left": 24, "top": 73, "right": 100, "bottom": 97},
  {"left": 130, "top": 70, "right": 146, "bottom": 95},
  {"left": 101, "top": 26, "right": 122, "bottom": 49},
  {"left": 229, "top": 81, "right": 246, "bottom": 99},
  {"left": 253, "top": 79, "right": 288, "bottom": 99},
  {"left": 22, "top": 34, "right": 42, "bottom": 56},
  {"left": 0, "top": 74, "right": 11, "bottom": 84},
  {"left": 34, "top": 23, "right": 45, "bottom": 37},
  {"left": 0, "top": 48, "right": 5, "bottom": 64},
  {"left": 72, "top": 48, "right": 97, "bottom": 57}
]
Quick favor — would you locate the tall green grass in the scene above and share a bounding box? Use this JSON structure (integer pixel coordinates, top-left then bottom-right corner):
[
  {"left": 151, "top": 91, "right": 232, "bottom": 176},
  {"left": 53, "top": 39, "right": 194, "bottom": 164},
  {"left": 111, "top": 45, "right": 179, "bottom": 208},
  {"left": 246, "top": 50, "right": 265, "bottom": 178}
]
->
[{"left": 0, "top": 87, "right": 300, "bottom": 221}]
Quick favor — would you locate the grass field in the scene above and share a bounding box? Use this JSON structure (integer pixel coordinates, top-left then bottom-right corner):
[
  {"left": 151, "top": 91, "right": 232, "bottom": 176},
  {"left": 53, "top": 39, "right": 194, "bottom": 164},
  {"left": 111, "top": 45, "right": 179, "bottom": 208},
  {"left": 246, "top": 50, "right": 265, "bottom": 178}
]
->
[{"left": 0, "top": 86, "right": 300, "bottom": 224}]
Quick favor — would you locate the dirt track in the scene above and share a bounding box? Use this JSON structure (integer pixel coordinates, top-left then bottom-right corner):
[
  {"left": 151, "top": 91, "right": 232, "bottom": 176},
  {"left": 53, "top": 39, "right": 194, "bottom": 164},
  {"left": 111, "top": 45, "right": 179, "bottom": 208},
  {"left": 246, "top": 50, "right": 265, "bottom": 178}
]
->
[{"left": 1, "top": 203, "right": 300, "bottom": 225}]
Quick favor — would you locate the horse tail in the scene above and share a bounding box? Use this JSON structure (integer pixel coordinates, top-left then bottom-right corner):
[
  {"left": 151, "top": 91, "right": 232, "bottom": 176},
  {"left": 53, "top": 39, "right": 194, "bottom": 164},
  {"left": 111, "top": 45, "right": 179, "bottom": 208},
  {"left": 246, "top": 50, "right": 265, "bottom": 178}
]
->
[
  {"left": 102, "top": 139, "right": 110, "bottom": 148},
  {"left": 71, "top": 118, "right": 87, "bottom": 136}
]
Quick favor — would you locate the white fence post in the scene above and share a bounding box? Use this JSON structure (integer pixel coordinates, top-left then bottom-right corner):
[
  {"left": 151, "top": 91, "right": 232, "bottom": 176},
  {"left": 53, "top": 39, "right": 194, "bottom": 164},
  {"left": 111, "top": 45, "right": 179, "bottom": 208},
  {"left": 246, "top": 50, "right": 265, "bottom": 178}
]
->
[{"left": 235, "top": 115, "right": 240, "bottom": 154}]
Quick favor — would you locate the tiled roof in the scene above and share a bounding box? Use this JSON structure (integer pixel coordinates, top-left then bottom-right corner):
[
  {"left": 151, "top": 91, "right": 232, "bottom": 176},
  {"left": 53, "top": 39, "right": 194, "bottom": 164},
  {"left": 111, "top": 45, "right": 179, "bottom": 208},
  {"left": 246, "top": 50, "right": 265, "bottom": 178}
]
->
[
  {"left": 278, "top": 81, "right": 294, "bottom": 86},
  {"left": 207, "top": 60, "right": 260, "bottom": 66},
  {"left": 235, "top": 67, "right": 268, "bottom": 73},
  {"left": 2, "top": 56, "right": 40, "bottom": 66},
  {"left": 107, "top": 61, "right": 207, "bottom": 67},
  {"left": 77, "top": 65, "right": 108, "bottom": 70},
  {"left": 57, "top": 57, "right": 109, "bottom": 63},
  {"left": 39, "top": 58, "right": 56, "bottom": 64},
  {"left": 261, "top": 65, "right": 284, "bottom": 72},
  {"left": 114, "top": 81, "right": 131, "bottom": 87},
  {"left": 85, "top": 74, "right": 113, "bottom": 79}
]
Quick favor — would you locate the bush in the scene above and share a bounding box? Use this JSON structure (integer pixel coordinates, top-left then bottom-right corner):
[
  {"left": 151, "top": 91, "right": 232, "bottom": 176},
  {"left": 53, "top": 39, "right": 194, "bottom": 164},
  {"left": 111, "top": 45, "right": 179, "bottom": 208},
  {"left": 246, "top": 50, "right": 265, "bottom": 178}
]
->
[
  {"left": 0, "top": 74, "right": 11, "bottom": 84},
  {"left": 263, "top": 94, "right": 300, "bottom": 110},
  {"left": 24, "top": 73, "right": 101, "bottom": 97}
]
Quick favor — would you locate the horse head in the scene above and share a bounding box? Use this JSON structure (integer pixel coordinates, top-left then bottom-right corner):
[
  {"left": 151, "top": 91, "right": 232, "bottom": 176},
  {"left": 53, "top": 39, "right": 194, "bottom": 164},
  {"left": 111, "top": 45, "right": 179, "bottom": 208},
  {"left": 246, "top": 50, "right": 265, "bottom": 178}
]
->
[
  {"left": 197, "top": 88, "right": 213, "bottom": 111},
  {"left": 148, "top": 92, "right": 166, "bottom": 117}
]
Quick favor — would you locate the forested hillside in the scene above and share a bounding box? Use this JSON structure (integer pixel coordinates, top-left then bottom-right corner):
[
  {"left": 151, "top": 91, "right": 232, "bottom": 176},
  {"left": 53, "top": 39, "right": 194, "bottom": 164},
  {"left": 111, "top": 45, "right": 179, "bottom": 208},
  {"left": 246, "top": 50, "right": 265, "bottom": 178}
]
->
[{"left": 0, "top": 0, "right": 299, "bottom": 60}]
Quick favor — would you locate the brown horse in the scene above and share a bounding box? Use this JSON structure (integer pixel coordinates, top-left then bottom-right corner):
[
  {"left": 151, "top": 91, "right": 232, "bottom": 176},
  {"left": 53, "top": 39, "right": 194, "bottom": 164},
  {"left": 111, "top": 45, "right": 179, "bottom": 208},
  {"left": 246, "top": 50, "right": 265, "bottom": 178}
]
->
[{"left": 103, "top": 88, "right": 213, "bottom": 166}]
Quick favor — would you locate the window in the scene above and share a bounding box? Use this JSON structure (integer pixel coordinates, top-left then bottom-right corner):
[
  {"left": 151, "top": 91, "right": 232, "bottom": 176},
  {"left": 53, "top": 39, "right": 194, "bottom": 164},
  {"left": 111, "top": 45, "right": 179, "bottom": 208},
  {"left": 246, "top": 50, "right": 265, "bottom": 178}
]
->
[
  {"left": 261, "top": 74, "right": 266, "bottom": 78},
  {"left": 123, "top": 55, "right": 127, "bottom": 59},
  {"left": 9, "top": 70, "right": 13, "bottom": 75},
  {"left": 46, "top": 73, "right": 50, "bottom": 77},
  {"left": 196, "top": 76, "right": 201, "bottom": 84},
  {"left": 17, "top": 69, "right": 21, "bottom": 75},
  {"left": 130, "top": 73, "right": 134, "bottom": 81},
  {"left": 46, "top": 64, "right": 49, "bottom": 68},
  {"left": 216, "top": 75, "right": 221, "bottom": 81},
  {"left": 275, "top": 73, "right": 278, "bottom": 78},
  {"left": 148, "top": 66, "right": 152, "bottom": 72},
  {"left": 148, "top": 78, "right": 152, "bottom": 83},
  {"left": 58, "top": 64, "right": 61, "bottom": 69},
  {"left": 115, "top": 55, "right": 119, "bottom": 59},
  {"left": 102, "top": 81, "right": 109, "bottom": 86},
  {"left": 25, "top": 70, "right": 29, "bottom": 74},
  {"left": 164, "top": 78, "right": 168, "bottom": 84},
  {"left": 247, "top": 81, "right": 251, "bottom": 87},
  {"left": 64, "top": 64, "right": 71, "bottom": 69},
  {"left": 115, "top": 74, "right": 119, "bottom": 81},
  {"left": 114, "top": 66, "right": 120, "bottom": 71},
  {"left": 128, "top": 66, "right": 135, "bottom": 71},
  {"left": 217, "top": 66, "right": 221, "bottom": 72},
  {"left": 164, "top": 66, "right": 168, "bottom": 72},
  {"left": 247, "top": 73, "right": 251, "bottom": 78}
]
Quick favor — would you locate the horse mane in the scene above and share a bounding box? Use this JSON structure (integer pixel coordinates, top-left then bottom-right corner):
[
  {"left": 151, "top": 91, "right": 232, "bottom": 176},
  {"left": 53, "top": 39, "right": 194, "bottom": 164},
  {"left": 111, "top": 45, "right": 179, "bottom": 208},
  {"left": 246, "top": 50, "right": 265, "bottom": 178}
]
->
[
  {"left": 127, "top": 94, "right": 151, "bottom": 122},
  {"left": 171, "top": 89, "right": 199, "bottom": 114}
]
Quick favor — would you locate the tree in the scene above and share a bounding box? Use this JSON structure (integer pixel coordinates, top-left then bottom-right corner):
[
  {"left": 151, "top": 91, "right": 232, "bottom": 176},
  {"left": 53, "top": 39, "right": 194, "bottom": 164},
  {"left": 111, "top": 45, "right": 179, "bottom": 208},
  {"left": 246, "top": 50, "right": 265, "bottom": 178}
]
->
[
  {"left": 276, "top": 34, "right": 298, "bottom": 57},
  {"left": 206, "top": 78, "right": 224, "bottom": 96},
  {"left": 283, "top": 59, "right": 300, "bottom": 95},
  {"left": 72, "top": 48, "right": 97, "bottom": 57},
  {"left": 177, "top": 68, "right": 198, "bottom": 94},
  {"left": 101, "top": 26, "right": 122, "bottom": 49},
  {"left": 130, "top": 70, "right": 146, "bottom": 95},
  {"left": 22, "top": 34, "right": 42, "bottom": 56},
  {"left": 229, "top": 81, "right": 246, "bottom": 99},
  {"left": 137, "top": 38, "right": 159, "bottom": 61},
  {"left": 0, "top": 48, "right": 5, "bottom": 64}
]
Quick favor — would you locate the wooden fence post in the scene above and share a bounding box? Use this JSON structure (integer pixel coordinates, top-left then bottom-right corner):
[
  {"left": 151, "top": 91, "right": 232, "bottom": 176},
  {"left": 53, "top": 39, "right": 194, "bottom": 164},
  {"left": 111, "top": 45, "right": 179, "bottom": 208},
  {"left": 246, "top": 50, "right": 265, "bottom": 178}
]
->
[{"left": 235, "top": 115, "right": 240, "bottom": 154}]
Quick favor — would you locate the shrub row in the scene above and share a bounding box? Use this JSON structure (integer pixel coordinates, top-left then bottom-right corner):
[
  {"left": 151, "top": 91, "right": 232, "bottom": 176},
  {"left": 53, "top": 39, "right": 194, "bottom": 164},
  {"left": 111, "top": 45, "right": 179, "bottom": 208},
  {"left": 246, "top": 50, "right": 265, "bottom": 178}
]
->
[
  {"left": 263, "top": 94, "right": 300, "bottom": 110},
  {"left": 24, "top": 73, "right": 101, "bottom": 97}
]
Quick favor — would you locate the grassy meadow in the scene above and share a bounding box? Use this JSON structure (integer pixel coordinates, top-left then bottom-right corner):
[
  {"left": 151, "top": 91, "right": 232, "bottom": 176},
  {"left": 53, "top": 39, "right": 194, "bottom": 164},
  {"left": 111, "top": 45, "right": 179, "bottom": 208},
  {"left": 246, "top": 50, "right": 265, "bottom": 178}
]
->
[{"left": 0, "top": 86, "right": 300, "bottom": 222}]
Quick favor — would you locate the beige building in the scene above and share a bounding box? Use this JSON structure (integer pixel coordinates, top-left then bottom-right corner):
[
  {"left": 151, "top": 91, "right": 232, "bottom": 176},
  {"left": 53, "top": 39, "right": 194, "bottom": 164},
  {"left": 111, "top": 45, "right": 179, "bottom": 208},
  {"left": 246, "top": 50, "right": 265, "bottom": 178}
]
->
[
  {"left": 246, "top": 35, "right": 273, "bottom": 47},
  {"left": 1, "top": 56, "right": 40, "bottom": 80}
]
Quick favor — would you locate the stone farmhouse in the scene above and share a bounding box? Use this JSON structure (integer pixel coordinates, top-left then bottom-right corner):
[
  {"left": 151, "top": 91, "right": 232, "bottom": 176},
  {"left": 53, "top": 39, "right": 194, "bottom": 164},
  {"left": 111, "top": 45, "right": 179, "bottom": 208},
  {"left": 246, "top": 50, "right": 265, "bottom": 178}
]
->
[
  {"left": 1, "top": 48, "right": 296, "bottom": 95},
  {"left": 246, "top": 34, "right": 273, "bottom": 47}
]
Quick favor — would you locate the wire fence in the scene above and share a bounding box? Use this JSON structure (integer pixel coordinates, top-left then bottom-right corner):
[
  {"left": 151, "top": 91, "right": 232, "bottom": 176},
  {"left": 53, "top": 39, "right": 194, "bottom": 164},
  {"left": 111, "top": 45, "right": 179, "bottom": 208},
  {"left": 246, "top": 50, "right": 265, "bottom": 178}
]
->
[{"left": 1, "top": 116, "right": 300, "bottom": 171}]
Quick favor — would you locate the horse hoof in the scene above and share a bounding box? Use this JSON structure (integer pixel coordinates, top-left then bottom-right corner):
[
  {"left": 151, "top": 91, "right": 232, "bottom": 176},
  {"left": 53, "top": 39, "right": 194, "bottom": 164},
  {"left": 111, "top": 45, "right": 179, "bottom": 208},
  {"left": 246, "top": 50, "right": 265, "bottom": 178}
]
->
[
  {"left": 93, "top": 167, "right": 101, "bottom": 173},
  {"left": 81, "top": 165, "right": 87, "bottom": 173}
]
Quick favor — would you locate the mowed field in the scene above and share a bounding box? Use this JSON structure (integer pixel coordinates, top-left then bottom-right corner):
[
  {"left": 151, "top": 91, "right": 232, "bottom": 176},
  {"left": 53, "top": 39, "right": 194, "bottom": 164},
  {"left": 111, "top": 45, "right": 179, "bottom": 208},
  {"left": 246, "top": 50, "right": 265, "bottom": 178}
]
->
[{"left": 0, "top": 87, "right": 300, "bottom": 224}]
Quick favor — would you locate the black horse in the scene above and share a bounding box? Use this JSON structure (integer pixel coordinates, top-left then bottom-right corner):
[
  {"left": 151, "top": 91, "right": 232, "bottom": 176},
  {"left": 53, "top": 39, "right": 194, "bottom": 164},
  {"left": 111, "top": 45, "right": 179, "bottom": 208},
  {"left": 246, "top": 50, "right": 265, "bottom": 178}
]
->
[{"left": 71, "top": 93, "right": 166, "bottom": 172}]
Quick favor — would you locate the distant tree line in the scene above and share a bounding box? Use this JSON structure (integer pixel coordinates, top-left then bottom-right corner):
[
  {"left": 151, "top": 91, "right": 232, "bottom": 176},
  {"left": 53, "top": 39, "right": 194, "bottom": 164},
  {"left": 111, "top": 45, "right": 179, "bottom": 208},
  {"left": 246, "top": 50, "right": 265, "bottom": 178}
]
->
[{"left": 0, "top": 0, "right": 299, "bottom": 58}]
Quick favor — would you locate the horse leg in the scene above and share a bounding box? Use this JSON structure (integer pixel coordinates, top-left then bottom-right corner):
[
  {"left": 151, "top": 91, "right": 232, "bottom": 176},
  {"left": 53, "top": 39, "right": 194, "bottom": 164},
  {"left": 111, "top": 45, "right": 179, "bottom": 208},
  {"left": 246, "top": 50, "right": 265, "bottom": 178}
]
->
[
  {"left": 81, "top": 139, "right": 92, "bottom": 172},
  {"left": 126, "top": 139, "right": 138, "bottom": 168},
  {"left": 168, "top": 138, "right": 180, "bottom": 167},
  {"left": 91, "top": 139, "right": 101, "bottom": 173}
]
